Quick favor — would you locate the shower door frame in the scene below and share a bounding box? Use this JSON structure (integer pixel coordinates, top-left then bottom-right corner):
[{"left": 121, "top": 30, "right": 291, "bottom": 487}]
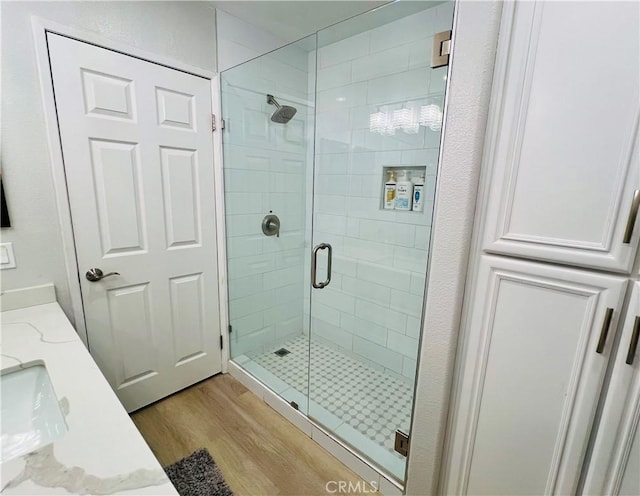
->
[{"left": 211, "top": 74, "right": 232, "bottom": 372}]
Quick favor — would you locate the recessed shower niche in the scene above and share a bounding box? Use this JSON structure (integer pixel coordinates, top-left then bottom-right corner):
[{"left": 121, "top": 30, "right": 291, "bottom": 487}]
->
[
  {"left": 380, "top": 165, "right": 429, "bottom": 212},
  {"left": 221, "top": 0, "right": 454, "bottom": 483}
]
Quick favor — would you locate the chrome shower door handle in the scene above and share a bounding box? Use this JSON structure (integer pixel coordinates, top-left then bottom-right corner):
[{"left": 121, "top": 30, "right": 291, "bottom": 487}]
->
[
  {"left": 85, "top": 268, "right": 120, "bottom": 282},
  {"left": 311, "top": 243, "right": 332, "bottom": 289}
]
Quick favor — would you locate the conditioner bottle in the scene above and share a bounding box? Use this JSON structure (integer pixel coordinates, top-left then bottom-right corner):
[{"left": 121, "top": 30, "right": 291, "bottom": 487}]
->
[
  {"left": 384, "top": 170, "right": 397, "bottom": 209},
  {"left": 395, "top": 170, "right": 413, "bottom": 211},
  {"left": 412, "top": 174, "right": 425, "bottom": 212}
]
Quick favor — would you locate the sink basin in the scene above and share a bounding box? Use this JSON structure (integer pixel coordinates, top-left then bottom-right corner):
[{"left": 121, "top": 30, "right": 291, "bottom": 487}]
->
[{"left": 1, "top": 363, "right": 67, "bottom": 463}]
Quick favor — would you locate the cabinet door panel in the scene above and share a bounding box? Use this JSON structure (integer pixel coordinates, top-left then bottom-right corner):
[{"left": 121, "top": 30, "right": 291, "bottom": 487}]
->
[
  {"left": 583, "top": 281, "right": 640, "bottom": 495},
  {"left": 444, "top": 255, "right": 627, "bottom": 495},
  {"left": 482, "top": 1, "right": 640, "bottom": 272},
  {"left": 619, "top": 432, "right": 640, "bottom": 496}
]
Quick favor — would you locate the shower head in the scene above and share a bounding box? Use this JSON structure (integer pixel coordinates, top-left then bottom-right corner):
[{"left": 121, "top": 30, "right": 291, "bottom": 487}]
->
[{"left": 267, "top": 94, "right": 297, "bottom": 124}]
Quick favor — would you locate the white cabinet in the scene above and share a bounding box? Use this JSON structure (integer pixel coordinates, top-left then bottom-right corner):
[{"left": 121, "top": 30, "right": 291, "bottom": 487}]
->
[
  {"left": 481, "top": 1, "right": 640, "bottom": 273},
  {"left": 582, "top": 282, "right": 640, "bottom": 496},
  {"left": 443, "top": 255, "right": 627, "bottom": 495},
  {"left": 443, "top": 2, "right": 640, "bottom": 494}
]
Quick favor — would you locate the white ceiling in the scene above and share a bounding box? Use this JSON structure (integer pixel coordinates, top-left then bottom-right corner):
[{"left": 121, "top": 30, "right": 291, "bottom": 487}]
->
[{"left": 209, "top": 1, "right": 389, "bottom": 43}]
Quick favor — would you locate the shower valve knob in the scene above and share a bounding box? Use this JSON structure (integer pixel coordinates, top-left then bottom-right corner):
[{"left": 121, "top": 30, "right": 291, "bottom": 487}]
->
[{"left": 262, "top": 214, "right": 280, "bottom": 238}]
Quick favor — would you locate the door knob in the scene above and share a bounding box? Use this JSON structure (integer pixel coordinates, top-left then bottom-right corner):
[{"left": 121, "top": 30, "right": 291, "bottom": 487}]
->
[{"left": 85, "top": 268, "right": 120, "bottom": 282}]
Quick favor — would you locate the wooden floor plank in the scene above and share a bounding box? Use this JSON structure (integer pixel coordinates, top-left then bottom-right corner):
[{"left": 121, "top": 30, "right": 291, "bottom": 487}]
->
[{"left": 131, "top": 374, "right": 375, "bottom": 495}]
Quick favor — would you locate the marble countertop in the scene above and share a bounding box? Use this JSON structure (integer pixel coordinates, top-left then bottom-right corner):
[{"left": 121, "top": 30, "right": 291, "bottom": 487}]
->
[{"left": 0, "top": 302, "right": 177, "bottom": 495}]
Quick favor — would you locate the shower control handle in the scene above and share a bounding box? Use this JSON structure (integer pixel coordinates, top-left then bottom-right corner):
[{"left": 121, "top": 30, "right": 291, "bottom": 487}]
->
[
  {"left": 262, "top": 214, "right": 280, "bottom": 238},
  {"left": 312, "top": 243, "right": 332, "bottom": 289}
]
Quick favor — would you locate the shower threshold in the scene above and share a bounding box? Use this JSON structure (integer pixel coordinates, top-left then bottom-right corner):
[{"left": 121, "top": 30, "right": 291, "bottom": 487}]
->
[{"left": 232, "top": 335, "right": 412, "bottom": 482}]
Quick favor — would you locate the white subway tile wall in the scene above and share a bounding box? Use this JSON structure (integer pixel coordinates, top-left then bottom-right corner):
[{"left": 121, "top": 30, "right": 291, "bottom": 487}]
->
[
  {"left": 222, "top": 0, "right": 454, "bottom": 383},
  {"left": 311, "top": 2, "right": 453, "bottom": 382}
]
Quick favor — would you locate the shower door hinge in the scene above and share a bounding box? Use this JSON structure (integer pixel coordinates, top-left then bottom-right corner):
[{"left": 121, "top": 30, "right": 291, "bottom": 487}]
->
[
  {"left": 220, "top": 335, "right": 224, "bottom": 349},
  {"left": 394, "top": 429, "right": 410, "bottom": 457},
  {"left": 211, "top": 114, "right": 225, "bottom": 132},
  {"left": 228, "top": 324, "right": 233, "bottom": 334},
  {"left": 431, "top": 30, "right": 452, "bottom": 68}
]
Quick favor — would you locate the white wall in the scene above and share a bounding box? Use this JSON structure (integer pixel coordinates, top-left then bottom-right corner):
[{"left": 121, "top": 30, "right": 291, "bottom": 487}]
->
[
  {"left": 0, "top": 2, "right": 217, "bottom": 323},
  {"left": 406, "top": 2, "right": 503, "bottom": 494},
  {"left": 310, "top": 2, "right": 455, "bottom": 382},
  {"left": 216, "top": 9, "right": 288, "bottom": 72}
]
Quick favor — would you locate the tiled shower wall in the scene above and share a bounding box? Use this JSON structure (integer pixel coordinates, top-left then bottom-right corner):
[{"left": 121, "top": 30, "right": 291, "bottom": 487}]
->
[
  {"left": 222, "top": 40, "right": 314, "bottom": 356},
  {"left": 309, "top": 2, "right": 455, "bottom": 382}
]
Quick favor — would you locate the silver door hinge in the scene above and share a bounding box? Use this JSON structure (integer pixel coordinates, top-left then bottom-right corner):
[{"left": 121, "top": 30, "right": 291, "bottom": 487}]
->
[
  {"left": 394, "top": 429, "right": 410, "bottom": 457},
  {"left": 431, "top": 30, "right": 452, "bottom": 68},
  {"left": 211, "top": 114, "right": 225, "bottom": 132}
]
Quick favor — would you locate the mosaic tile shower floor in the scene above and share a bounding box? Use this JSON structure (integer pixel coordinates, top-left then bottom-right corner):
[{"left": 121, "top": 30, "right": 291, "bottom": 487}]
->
[{"left": 237, "top": 335, "right": 413, "bottom": 479}]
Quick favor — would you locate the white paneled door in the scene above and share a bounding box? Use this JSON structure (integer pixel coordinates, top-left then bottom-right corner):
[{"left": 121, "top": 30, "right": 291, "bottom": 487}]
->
[{"left": 48, "top": 33, "right": 222, "bottom": 412}]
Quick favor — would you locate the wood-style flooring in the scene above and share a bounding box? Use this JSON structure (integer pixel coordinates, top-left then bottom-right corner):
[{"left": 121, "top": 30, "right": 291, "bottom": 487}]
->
[{"left": 131, "top": 374, "right": 374, "bottom": 496}]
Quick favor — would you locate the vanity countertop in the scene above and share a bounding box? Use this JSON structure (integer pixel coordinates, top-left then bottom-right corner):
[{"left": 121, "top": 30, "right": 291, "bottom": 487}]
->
[{"left": 0, "top": 302, "right": 177, "bottom": 495}]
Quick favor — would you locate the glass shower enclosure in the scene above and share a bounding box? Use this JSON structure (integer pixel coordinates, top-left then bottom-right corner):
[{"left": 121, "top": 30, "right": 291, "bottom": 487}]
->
[{"left": 221, "top": 0, "right": 455, "bottom": 482}]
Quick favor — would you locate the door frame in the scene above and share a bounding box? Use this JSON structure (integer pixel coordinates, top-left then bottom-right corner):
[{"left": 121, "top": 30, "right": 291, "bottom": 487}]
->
[{"left": 31, "top": 17, "right": 231, "bottom": 371}]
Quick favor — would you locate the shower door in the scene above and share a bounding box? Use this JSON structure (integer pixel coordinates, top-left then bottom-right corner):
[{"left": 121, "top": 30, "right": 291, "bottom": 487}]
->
[
  {"left": 221, "top": 0, "right": 455, "bottom": 483},
  {"left": 307, "top": 1, "right": 454, "bottom": 481}
]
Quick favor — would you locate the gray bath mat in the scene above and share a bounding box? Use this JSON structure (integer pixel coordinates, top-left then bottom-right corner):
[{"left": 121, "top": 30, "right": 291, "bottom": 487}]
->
[{"left": 164, "top": 449, "right": 234, "bottom": 496}]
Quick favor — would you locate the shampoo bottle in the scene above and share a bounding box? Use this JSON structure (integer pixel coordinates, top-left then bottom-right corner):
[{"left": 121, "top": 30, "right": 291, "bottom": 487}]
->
[
  {"left": 395, "top": 170, "right": 413, "bottom": 211},
  {"left": 412, "top": 174, "right": 425, "bottom": 212},
  {"left": 384, "top": 170, "right": 397, "bottom": 209}
]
